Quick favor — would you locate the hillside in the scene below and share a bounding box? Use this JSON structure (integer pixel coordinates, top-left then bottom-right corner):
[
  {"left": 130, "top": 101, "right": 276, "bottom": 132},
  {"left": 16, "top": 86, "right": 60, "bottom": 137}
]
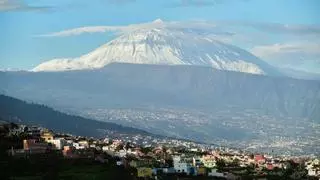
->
[
  {"left": 1, "top": 63, "right": 320, "bottom": 154},
  {"left": 0, "top": 94, "right": 150, "bottom": 138},
  {"left": 2, "top": 63, "right": 319, "bottom": 119}
]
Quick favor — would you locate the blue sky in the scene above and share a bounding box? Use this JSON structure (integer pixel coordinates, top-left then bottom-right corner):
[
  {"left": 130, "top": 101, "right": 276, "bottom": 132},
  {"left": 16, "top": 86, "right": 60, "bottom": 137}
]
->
[{"left": 0, "top": 0, "right": 319, "bottom": 72}]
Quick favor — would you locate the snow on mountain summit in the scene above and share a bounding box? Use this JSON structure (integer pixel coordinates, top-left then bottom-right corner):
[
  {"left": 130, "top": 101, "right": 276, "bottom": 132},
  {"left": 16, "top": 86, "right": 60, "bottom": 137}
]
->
[
  {"left": 33, "top": 23, "right": 278, "bottom": 75},
  {"left": 152, "top": 18, "right": 164, "bottom": 24}
]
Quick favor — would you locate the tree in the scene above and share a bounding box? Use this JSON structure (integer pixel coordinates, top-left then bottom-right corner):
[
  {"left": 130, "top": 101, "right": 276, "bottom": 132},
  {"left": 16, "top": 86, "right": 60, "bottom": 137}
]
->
[
  {"left": 216, "top": 159, "right": 226, "bottom": 170},
  {"left": 230, "top": 158, "right": 240, "bottom": 167},
  {"left": 140, "top": 147, "right": 152, "bottom": 154},
  {"left": 115, "top": 144, "right": 124, "bottom": 151}
]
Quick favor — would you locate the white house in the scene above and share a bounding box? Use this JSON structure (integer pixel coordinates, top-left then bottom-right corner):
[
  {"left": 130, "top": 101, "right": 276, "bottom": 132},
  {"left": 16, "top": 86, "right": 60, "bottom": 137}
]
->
[
  {"left": 117, "top": 150, "right": 127, "bottom": 157},
  {"left": 78, "top": 140, "right": 89, "bottom": 148},
  {"left": 66, "top": 140, "right": 73, "bottom": 144},
  {"left": 102, "top": 146, "right": 109, "bottom": 151},
  {"left": 89, "top": 144, "right": 96, "bottom": 148},
  {"left": 9, "top": 125, "right": 25, "bottom": 136},
  {"left": 190, "top": 148, "right": 199, "bottom": 152},
  {"left": 308, "top": 169, "right": 317, "bottom": 176},
  {"left": 208, "top": 169, "right": 225, "bottom": 178},
  {"left": 173, "top": 156, "right": 191, "bottom": 175},
  {"left": 306, "top": 159, "right": 320, "bottom": 177},
  {"left": 200, "top": 155, "right": 217, "bottom": 168},
  {"left": 73, "top": 142, "right": 85, "bottom": 149},
  {"left": 48, "top": 138, "right": 67, "bottom": 150}
]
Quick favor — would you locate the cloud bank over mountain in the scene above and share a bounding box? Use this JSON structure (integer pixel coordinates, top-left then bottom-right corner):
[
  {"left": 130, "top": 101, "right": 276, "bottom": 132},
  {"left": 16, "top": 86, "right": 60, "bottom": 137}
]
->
[{"left": 35, "top": 19, "right": 319, "bottom": 74}]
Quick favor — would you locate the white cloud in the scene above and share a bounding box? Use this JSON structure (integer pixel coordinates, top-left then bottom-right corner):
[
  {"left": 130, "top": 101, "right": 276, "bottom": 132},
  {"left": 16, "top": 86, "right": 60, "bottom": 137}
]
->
[
  {"left": 36, "top": 19, "right": 223, "bottom": 37},
  {"left": 0, "top": 0, "right": 135, "bottom": 12},
  {"left": 37, "top": 26, "right": 124, "bottom": 37},
  {"left": 244, "top": 22, "right": 320, "bottom": 36},
  {"left": 0, "top": 0, "right": 51, "bottom": 12},
  {"left": 36, "top": 19, "right": 320, "bottom": 39},
  {"left": 251, "top": 42, "right": 320, "bottom": 73},
  {"left": 251, "top": 43, "right": 320, "bottom": 58},
  {"left": 36, "top": 21, "right": 163, "bottom": 37}
]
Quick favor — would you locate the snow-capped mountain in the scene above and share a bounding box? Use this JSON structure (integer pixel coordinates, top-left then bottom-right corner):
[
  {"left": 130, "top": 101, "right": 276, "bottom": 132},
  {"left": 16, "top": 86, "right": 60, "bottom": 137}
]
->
[{"left": 33, "top": 21, "right": 278, "bottom": 75}]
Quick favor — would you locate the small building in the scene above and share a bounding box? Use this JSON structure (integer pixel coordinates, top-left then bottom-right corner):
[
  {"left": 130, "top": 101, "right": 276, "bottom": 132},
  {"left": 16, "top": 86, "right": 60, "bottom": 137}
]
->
[
  {"left": 196, "top": 167, "right": 207, "bottom": 176},
  {"left": 8, "top": 125, "right": 25, "bottom": 136},
  {"left": 23, "top": 139, "right": 48, "bottom": 154},
  {"left": 308, "top": 169, "right": 318, "bottom": 176},
  {"left": 117, "top": 149, "right": 127, "bottom": 157},
  {"left": 162, "top": 167, "right": 175, "bottom": 174},
  {"left": 89, "top": 144, "right": 96, "bottom": 148},
  {"left": 102, "top": 146, "right": 109, "bottom": 151},
  {"left": 190, "top": 148, "right": 199, "bottom": 152},
  {"left": 78, "top": 140, "right": 89, "bottom": 148},
  {"left": 47, "top": 138, "right": 67, "bottom": 150},
  {"left": 41, "top": 131, "right": 54, "bottom": 142},
  {"left": 62, "top": 146, "right": 78, "bottom": 158},
  {"left": 73, "top": 142, "right": 85, "bottom": 149},
  {"left": 255, "top": 154, "right": 266, "bottom": 164},
  {"left": 208, "top": 168, "right": 224, "bottom": 177},
  {"left": 26, "top": 126, "right": 41, "bottom": 137},
  {"left": 202, "top": 155, "right": 216, "bottom": 168},
  {"left": 173, "top": 156, "right": 191, "bottom": 174}
]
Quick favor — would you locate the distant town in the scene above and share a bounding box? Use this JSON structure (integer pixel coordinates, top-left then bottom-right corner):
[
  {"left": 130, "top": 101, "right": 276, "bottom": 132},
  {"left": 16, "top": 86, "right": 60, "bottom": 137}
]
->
[{"left": 0, "top": 121, "right": 319, "bottom": 180}]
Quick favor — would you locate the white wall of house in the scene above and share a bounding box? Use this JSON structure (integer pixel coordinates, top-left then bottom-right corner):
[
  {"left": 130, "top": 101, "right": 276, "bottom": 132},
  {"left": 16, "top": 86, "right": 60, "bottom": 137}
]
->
[
  {"left": 73, "top": 142, "right": 85, "bottom": 149},
  {"left": 308, "top": 169, "right": 317, "bottom": 176},
  {"left": 174, "top": 162, "right": 190, "bottom": 174},
  {"left": 48, "top": 138, "right": 66, "bottom": 150},
  {"left": 208, "top": 169, "right": 224, "bottom": 177},
  {"left": 102, "top": 146, "right": 109, "bottom": 151},
  {"left": 173, "top": 156, "right": 190, "bottom": 174}
]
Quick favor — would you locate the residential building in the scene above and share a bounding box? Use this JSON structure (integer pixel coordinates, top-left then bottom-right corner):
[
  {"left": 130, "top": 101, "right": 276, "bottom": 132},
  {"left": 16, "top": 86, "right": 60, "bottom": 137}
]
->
[
  {"left": 173, "top": 156, "right": 191, "bottom": 174},
  {"left": 208, "top": 169, "right": 224, "bottom": 177},
  {"left": 193, "top": 157, "right": 202, "bottom": 167},
  {"left": 41, "top": 130, "right": 54, "bottom": 142},
  {"left": 23, "top": 139, "right": 48, "bottom": 154},
  {"left": 201, "top": 155, "right": 217, "bottom": 168},
  {"left": 47, "top": 138, "right": 67, "bottom": 150}
]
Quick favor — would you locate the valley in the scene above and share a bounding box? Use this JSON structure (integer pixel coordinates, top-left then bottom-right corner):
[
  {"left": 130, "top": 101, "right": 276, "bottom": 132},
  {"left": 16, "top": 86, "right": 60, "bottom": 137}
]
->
[{"left": 77, "top": 107, "right": 320, "bottom": 155}]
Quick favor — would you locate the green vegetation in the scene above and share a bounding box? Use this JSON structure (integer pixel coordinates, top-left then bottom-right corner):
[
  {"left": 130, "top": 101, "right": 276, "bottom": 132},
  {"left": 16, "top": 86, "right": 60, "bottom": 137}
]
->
[
  {"left": 0, "top": 94, "right": 149, "bottom": 138},
  {"left": 0, "top": 151, "right": 135, "bottom": 180}
]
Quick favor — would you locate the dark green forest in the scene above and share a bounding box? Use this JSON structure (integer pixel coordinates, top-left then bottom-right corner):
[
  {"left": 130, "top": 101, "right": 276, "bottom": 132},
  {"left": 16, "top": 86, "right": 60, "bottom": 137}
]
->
[{"left": 0, "top": 94, "right": 149, "bottom": 138}]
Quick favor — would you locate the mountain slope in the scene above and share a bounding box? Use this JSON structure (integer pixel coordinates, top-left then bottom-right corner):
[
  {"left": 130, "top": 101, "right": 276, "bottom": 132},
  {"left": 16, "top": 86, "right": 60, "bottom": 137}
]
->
[
  {"left": 1, "top": 64, "right": 319, "bottom": 154},
  {"left": 0, "top": 94, "right": 150, "bottom": 137},
  {"left": 33, "top": 28, "right": 280, "bottom": 75},
  {"left": 3, "top": 63, "right": 320, "bottom": 120}
]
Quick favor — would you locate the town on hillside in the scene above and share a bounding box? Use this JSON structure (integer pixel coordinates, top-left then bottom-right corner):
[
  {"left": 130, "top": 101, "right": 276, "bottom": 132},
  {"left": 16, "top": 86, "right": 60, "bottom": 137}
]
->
[{"left": 0, "top": 121, "right": 319, "bottom": 180}]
